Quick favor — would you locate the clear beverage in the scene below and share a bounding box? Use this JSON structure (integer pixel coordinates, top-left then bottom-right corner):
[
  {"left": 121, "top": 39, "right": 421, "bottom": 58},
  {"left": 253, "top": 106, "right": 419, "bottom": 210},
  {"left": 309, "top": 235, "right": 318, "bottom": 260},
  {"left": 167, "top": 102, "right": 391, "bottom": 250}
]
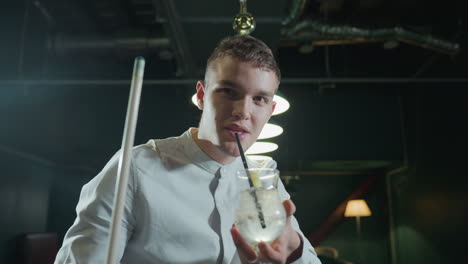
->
[{"left": 235, "top": 168, "right": 286, "bottom": 245}]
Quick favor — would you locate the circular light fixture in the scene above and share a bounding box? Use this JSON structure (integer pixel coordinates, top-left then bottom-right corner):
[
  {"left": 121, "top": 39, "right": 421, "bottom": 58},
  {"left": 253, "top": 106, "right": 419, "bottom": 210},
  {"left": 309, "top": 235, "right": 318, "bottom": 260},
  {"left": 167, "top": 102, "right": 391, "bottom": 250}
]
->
[
  {"left": 191, "top": 94, "right": 198, "bottom": 106},
  {"left": 246, "top": 155, "right": 273, "bottom": 167},
  {"left": 272, "top": 94, "right": 290, "bottom": 116},
  {"left": 191, "top": 94, "right": 290, "bottom": 116},
  {"left": 246, "top": 155, "right": 273, "bottom": 161},
  {"left": 245, "top": 142, "right": 278, "bottom": 155},
  {"left": 258, "top": 123, "right": 283, "bottom": 140}
]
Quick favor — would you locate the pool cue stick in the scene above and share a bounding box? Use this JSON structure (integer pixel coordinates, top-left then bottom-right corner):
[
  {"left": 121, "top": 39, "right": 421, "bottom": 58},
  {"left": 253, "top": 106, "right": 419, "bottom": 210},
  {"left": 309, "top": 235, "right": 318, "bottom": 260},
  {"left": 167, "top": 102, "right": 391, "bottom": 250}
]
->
[{"left": 106, "top": 56, "right": 145, "bottom": 264}]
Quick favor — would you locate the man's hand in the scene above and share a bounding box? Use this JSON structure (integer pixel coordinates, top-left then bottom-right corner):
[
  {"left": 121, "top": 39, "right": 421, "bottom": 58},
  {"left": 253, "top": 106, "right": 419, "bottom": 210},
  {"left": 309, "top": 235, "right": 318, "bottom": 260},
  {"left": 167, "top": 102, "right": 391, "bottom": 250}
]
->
[{"left": 231, "top": 200, "right": 302, "bottom": 264}]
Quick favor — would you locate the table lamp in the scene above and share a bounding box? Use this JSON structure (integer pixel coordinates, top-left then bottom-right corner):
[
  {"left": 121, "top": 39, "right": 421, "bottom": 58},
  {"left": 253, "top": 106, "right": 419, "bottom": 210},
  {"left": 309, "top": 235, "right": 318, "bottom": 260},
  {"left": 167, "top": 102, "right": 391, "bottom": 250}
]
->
[{"left": 344, "top": 199, "right": 372, "bottom": 264}]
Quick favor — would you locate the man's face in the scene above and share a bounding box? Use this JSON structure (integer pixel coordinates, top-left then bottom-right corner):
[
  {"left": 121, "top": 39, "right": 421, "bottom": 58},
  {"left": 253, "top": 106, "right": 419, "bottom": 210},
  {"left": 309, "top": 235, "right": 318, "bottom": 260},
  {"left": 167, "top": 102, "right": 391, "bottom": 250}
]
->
[{"left": 196, "top": 56, "right": 278, "bottom": 158}]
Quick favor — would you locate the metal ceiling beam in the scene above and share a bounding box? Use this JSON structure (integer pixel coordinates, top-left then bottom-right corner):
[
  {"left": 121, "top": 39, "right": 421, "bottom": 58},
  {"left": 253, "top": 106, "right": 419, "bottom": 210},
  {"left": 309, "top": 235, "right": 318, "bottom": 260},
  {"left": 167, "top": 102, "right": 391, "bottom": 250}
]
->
[
  {"left": 153, "top": 0, "right": 197, "bottom": 77},
  {"left": 48, "top": 35, "right": 170, "bottom": 56},
  {"left": 177, "top": 16, "right": 283, "bottom": 24},
  {"left": 2, "top": 78, "right": 468, "bottom": 86}
]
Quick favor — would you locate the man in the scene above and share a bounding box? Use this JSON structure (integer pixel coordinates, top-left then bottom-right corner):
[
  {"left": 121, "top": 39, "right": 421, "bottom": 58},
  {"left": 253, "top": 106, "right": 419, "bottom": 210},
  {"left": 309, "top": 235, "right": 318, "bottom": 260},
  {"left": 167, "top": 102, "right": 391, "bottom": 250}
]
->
[{"left": 55, "top": 35, "right": 321, "bottom": 263}]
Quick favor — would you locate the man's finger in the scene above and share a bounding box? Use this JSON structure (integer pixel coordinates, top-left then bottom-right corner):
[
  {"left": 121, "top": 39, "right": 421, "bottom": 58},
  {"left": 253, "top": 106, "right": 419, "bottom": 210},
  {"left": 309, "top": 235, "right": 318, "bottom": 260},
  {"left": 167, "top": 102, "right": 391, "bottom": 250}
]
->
[
  {"left": 258, "top": 241, "right": 284, "bottom": 263},
  {"left": 231, "top": 226, "right": 258, "bottom": 263},
  {"left": 283, "top": 200, "right": 296, "bottom": 217}
]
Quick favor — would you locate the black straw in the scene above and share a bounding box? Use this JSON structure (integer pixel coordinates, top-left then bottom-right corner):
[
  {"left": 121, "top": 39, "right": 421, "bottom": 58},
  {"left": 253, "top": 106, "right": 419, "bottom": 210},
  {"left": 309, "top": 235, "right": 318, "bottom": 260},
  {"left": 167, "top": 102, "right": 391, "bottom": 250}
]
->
[
  {"left": 235, "top": 132, "right": 266, "bottom": 229},
  {"left": 235, "top": 133, "right": 253, "bottom": 187}
]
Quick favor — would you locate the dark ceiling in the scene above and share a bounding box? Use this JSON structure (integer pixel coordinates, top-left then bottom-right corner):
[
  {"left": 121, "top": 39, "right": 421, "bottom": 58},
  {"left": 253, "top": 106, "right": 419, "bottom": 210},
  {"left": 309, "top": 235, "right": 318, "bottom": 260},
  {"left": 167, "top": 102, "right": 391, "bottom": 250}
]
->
[
  {"left": 1, "top": 0, "right": 466, "bottom": 171},
  {"left": 2, "top": 0, "right": 466, "bottom": 80}
]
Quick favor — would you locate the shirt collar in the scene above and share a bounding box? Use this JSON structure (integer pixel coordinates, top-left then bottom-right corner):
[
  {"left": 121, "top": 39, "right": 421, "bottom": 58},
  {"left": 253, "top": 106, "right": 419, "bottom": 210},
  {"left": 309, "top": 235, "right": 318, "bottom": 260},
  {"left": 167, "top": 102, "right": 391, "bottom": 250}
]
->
[{"left": 183, "top": 128, "right": 243, "bottom": 175}]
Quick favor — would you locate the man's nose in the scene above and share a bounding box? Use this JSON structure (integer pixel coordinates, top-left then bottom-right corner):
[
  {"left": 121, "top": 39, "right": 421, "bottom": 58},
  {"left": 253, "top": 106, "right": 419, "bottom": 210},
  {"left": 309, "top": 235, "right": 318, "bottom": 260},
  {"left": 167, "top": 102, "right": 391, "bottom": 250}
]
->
[{"left": 232, "top": 99, "right": 251, "bottom": 120}]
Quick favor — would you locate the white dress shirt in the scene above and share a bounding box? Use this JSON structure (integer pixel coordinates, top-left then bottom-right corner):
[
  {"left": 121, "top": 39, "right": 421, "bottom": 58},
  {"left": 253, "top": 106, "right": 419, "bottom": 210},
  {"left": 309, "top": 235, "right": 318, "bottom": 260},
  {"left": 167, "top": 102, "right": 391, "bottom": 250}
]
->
[{"left": 55, "top": 129, "right": 321, "bottom": 264}]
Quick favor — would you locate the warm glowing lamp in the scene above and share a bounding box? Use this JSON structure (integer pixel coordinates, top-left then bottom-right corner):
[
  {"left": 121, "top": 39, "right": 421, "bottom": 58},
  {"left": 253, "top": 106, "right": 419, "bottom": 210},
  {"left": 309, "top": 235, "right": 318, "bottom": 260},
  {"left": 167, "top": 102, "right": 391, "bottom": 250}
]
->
[
  {"left": 344, "top": 199, "right": 372, "bottom": 217},
  {"left": 345, "top": 199, "right": 371, "bottom": 264},
  {"left": 245, "top": 142, "right": 278, "bottom": 155}
]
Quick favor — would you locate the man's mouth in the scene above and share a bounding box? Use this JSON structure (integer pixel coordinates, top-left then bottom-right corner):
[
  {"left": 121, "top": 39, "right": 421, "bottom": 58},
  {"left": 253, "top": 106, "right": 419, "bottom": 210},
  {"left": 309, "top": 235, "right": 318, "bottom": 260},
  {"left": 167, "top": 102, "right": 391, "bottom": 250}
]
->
[{"left": 225, "top": 124, "right": 250, "bottom": 138}]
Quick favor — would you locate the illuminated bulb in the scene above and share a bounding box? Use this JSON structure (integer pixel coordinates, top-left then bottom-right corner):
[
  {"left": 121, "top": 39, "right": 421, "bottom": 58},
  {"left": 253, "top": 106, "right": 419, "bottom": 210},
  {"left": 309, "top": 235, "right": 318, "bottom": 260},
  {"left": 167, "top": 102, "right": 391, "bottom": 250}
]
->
[
  {"left": 246, "top": 155, "right": 273, "bottom": 167},
  {"left": 191, "top": 94, "right": 198, "bottom": 106},
  {"left": 344, "top": 199, "right": 372, "bottom": 217},
  {"left": 258, "top": 123, "right": 283, "bottom": 139},
  {"left": 191, "top": 94, "right": 290, "bottom": 116},
  {"left": 245, "top": 142, "right": 278, "bottom": 155},
  {"left": 246, "top": 155, "right": 272, "bottom": 161}
]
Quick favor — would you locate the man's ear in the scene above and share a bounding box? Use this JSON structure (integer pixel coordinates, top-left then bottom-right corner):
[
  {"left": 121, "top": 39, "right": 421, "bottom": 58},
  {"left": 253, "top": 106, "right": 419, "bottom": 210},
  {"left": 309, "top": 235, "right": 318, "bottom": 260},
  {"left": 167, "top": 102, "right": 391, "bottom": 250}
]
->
[
  {"left": 270, "top": 100, "right": 277, "bottom": 116},
  {"left": 196, "top": 81, "right": 205, "bottom": 110}
]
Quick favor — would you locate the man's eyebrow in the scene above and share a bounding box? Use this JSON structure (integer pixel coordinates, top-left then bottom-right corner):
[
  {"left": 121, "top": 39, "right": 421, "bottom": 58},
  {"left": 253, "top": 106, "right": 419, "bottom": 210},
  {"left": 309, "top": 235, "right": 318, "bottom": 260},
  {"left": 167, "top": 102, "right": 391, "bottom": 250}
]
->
[
  {"left": 258, "top": 90, "right": 275, "bottom": 98},
  {"left": 218, "top": 80, "right": 238, "bottom": 87},
  {"left": 217, "top": 80, "right": 274, "bottom": 98}
]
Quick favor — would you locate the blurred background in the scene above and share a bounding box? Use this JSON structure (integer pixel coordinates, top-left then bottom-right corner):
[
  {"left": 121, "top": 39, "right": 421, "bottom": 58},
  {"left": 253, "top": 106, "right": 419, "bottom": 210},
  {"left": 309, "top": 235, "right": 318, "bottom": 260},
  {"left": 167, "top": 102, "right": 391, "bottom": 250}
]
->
[{"left": 1, "top": 0, "right": 467, "bottom": 263}]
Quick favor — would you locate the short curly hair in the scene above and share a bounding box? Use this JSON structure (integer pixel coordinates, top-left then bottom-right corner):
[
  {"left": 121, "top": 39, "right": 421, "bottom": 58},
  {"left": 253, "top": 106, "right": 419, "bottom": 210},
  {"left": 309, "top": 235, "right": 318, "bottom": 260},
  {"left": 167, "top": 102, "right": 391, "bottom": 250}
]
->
[{"left": 206, "top": 35, "right": 281, "bottom": 82}]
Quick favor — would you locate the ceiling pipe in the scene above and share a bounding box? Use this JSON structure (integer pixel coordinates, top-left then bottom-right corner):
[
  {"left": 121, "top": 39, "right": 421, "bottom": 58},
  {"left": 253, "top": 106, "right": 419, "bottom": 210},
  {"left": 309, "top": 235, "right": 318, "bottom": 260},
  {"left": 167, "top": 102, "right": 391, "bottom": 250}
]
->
[
  {"left": 282, "top": 19, "right": 460, "bottom": 55},
  {"left": 48, "top": 34, "right": 170, "bottom": 57},
  {"left": 282, "top": 0, "right": 309, "bottom": 26},
  {"left": 152, "top": 0, "right": 197, "bottom": 77},
  {"left": 33, "top": 0, "right": 55, "bottom": 26}
]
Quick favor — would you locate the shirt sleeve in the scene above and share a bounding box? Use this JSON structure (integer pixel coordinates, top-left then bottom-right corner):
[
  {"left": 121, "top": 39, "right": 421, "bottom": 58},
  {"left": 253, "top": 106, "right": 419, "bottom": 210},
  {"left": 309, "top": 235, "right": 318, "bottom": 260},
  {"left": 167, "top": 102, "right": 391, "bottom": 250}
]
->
[{"left": 54, "top": 152, "right": 137, "bottom": 264}]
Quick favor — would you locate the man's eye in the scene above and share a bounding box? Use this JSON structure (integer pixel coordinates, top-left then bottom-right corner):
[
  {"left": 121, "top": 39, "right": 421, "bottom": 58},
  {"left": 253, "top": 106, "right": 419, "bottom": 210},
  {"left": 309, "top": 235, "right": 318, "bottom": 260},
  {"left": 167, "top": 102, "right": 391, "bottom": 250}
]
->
[
  {"left": 221, "top": 88, "right": 235, "bottom": 96},
  {"left": 254, "top": 96, "right": 267, "bottom": 104}
]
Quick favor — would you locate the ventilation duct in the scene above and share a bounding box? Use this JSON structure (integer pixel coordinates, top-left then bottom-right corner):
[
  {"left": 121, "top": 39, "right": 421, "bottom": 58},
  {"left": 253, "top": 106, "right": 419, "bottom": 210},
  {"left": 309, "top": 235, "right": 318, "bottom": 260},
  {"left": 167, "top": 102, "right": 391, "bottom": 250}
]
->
[
  {"left": 282, "top": 0, "right": 308, "bottom": 26},
  {"left": 282, "top": 19, "right": 460, "bottom": 55}
]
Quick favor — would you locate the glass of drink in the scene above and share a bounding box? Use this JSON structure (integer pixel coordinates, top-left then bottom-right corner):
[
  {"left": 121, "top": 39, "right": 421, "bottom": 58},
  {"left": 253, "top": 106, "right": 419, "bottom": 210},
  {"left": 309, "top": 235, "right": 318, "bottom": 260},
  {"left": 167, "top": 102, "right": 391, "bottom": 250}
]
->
[{"left": 235, "top": 168, "right": 286, "bottom": 245}]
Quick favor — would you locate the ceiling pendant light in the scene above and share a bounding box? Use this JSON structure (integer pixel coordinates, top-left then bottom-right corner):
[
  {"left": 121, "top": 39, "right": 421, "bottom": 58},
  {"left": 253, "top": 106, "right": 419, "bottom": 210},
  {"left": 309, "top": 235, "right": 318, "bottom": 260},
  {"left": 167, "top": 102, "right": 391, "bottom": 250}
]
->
[
  {"left": 245, "top": 142, "right": 278, "bottom": 155},
  {"left": 272, "top": 93, "right": 290, "bottom": 116},
  {"left": 191, "top": 94, "right": 198, "bottom": 106},
  {"left": 258, "top": 123, "right": 283, "bottom": 139},
  {"left": 246, "top": 155, "right": 272, "bottom": 161},
  {"left": 246, "top": 155, "right": 273, "bottom": 167}
]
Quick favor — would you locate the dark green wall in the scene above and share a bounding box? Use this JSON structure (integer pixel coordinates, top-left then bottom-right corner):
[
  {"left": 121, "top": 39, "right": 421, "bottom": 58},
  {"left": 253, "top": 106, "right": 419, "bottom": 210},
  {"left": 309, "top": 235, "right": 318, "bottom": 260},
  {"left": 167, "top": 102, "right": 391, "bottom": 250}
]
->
[
  {"left": 0, "top": 152, "right": 53, "bottom": 262},
  {"left": 390, "top": 88, "right": 468, "bottom": 264},
  {"left": 317, "top": 178, "right": 391, "bottom": 264},
  {"left": 0, "top": 150, "right": 95, "bottom": 263},
  {"left": 2, "top": 84, "right": 466, "bottom": 264},
  {"left": 313, "top": 87, "right": 468, "bottom": 264}
]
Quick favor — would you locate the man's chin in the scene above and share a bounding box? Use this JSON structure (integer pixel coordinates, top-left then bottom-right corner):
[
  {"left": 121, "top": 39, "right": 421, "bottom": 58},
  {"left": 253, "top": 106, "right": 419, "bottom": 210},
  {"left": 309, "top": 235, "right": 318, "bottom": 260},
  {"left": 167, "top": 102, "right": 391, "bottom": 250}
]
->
[
  {"left": 219, "top": 142, "right": 242, "bottom": 157},
  {"left": 221, "top": 140, "right": 253, "bottom": 158}
]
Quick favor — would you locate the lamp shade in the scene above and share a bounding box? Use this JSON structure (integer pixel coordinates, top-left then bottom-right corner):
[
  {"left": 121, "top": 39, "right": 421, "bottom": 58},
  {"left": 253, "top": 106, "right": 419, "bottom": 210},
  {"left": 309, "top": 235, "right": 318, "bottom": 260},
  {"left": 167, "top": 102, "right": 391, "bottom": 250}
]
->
[
  {"left": 246, "top": 155, "right": 273, "bottom": 167},
  {"left": 272, "top": 94, "right": 290, "bottom": 116},
  {"left": 344, "top": 199, "right": 372, "bottom": 217},
  {"left": 246, "top": 155, "right": 272, "bottom": 161},
  {"left": 245, "top": 142, "right": 278, "bottom": 155},
  {"left": 258, "top": 123, "right": 283, "bottom": 139}
]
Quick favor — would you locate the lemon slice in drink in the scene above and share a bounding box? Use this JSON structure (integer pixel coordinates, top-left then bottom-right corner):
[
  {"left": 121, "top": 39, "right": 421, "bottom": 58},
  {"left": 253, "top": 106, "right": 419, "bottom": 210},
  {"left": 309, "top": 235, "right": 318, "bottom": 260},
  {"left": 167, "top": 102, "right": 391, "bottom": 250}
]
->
[{"left": 249, "top": 170, "right": 261, "bottom": 188}]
